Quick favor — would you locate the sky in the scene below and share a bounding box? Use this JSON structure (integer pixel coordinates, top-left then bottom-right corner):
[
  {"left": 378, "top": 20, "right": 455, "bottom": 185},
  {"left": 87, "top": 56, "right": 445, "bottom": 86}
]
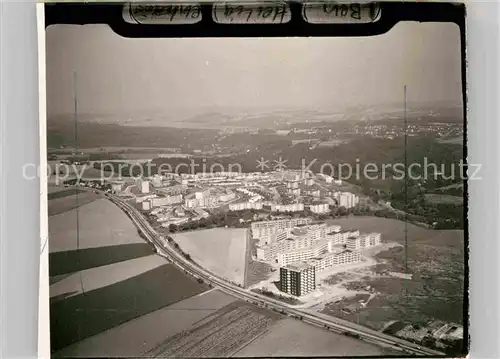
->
[{"left": 46, "top": 22, "right": 463, "bottom": 117}]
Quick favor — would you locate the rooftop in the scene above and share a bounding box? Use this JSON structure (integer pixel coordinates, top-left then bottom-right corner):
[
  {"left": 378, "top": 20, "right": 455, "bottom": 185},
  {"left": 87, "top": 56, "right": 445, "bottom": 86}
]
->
[{"left": 283, "top": 262, "right": 314, "bottom": 271}]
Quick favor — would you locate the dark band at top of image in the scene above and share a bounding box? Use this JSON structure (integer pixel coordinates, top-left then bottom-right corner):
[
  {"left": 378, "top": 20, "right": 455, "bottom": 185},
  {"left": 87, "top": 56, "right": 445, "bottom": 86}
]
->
[{"left": 122, "top": 2, "right": 382, "bottom": 25}]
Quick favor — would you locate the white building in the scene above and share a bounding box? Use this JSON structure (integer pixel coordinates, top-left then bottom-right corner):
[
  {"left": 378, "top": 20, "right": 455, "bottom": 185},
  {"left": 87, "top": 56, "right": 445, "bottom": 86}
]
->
[
  {"left": 251, "top": 218, "right": 312, "bottom": 240},
  {"left": 135, "top": 194, "right": 157, "bottom": 204},
  {"left": 326, "top": 229, "right": 361, "bottom": 245},
  {"left": 310, "top": 250, "right": 361, "bottom": 272},
  {"left": 142, "top": 201, "right": 151, "bottom": 211},
  {"left": 304, "top": 178, "right": 315, "bottom": 186},
  {"left": 195, "top": 189, "right": 210, "bottom": 200},
  {"left": 333, "top": 191, "right": 359, "bottom": 209},
  {"left": 218, "top": 191, "right": 236, "bottom": 202},
  {"left": 150, "top": 194, "right": 183, "bottom": 207},
  {"left": 346, "top": 232, "right": 381, "bottom": 250},
  {"left": 327, "top": 224, "right": 342, "bottom": 233},
  {"left": 310, "top": 203, "right": 330, "bottom": 214},
  {"left": 151, "top": 175, "right": 163, "bottom": 188},
  {"left": 277, "top": 240, "right": 330, "bottom": 266},
  {"left": 229, "top": 201, "right": 263, "bottom": 211},
  {"left": 110, "top": 181, "right": 124, "bottom": 194},
  {"left": 136, "top": 178, "right": 150, "bottom": 194},
  {"left": 271, "top": 203, "right": 304, "bottom": 213}
]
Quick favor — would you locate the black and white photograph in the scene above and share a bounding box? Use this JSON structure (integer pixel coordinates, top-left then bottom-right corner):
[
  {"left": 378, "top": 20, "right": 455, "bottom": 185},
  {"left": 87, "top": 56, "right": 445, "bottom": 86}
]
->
[{"left": 44, "top": 4, "right": 466, "bottom": 357}]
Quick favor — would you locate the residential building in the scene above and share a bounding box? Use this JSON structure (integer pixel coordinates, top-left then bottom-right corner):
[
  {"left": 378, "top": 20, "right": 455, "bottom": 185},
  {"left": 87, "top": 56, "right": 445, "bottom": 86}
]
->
[
  {"left": 141, "top": 200, "right": 151, "bottom": 211},
  {"left": 229, "top": 201, "right": 263, "bottom": 211},
  {"left": 150, "top": 194, "right": 183, "bottom": 207},
  {"left": 135, "top": 194, "right": 157, "bottom": 204},
  {"left": 310, "top": 203, "right": 330, "bottom": 214},
  {"left": 151, "top": 175, "right": 163, "bottom": 188},
  {"left": 277, "top": 240, "right": 330, "bottom": 266},
  {"left": 327, "top": 224, "right": 342, "bottom": 233},
  {"left": 280, "top": 263, "right": 316, "bottom": 297},
  {"left": 333, "top": 191, "right": 359, "bottom": 209},
  {"left": 327, "top": 229, "right": 360, "bottom": 245},
  {"left": 346, "top": 232, "right": 381, "bottom": 250},
  {"left": 304, "top": 178, "right": 315, "bottom": 186},
  {"left": 110, "top": 181, "right": 124, "bottom": 194},
  {"left": 271, "top": 203, "right": 304, "bottom": 213},
  {"left": 136, "top": 178, "right": 150, "bottom": 194},
  {"left": 310, "top": 250, "right": 362, "bottom": 272},
  {"left": 156, "top": 185, "right": 188, "bottom": 196},
  {"left": 251, "top": 218, "right": 312, "bottom": 240}
]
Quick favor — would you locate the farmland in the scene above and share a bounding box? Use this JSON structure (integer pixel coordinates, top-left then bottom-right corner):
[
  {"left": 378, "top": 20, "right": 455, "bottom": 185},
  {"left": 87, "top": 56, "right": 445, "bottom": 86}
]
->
[
  {"left": 146, "top": 301, "right": 281, "bottom": 358},
  {"left": 50, "top": 254, "right": 168, "bottom": 299},
  {"left": 50, "top": 263, "right": 209, "bottom": 353},
  {"left": 424, "top": 193, "right": 464, "bottom": 205},
  {"left": 174, "top": 228, "right": 248, "bottom": 286},
  {"left": 234, "top": 317, "right": 389, "bottom": 357},
  {"left": 49, "top": 198, "right": 146, "bottom": 252},
  {"left": 48, "top": 190, "right": 101, "bottom": 216},
  {"left": 53, "top": 290, "right": 236, "bottom": 358}
]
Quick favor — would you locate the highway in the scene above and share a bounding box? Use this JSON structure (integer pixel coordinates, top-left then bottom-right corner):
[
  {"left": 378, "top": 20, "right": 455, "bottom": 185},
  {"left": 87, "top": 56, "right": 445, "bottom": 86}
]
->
[{"left": 104, "top": 191, "right": 444, "bottom": 357}]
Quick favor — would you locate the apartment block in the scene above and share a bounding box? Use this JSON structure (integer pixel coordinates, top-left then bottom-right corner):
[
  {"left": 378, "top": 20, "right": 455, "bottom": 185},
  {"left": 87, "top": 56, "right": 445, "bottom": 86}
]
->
[
  {"left": 326, "top": 229, "right": 361, "bottom": 245},
  {"left": 280, "top": 263, "right": 316, "bottom": 297},
  {"left": 150, "top": 194, "right": 183, "bottom": 208},
  {"left": 333, "top": 191, "right": 360, "bottom": 209},
  {"left": 277, "top": 240, "right": 330, "bottom": 266},
  {"left": 250, "top": 218, "right": 312, "bottom": 240},
  {"left": 346, "top": 232, "right": 381, "bottom": 250},
  {"left": 310, "top": 203, "right": 330, "bottom": 214},
  {"left": 310, "top": 250, "right": 362, "bottom": 272}
]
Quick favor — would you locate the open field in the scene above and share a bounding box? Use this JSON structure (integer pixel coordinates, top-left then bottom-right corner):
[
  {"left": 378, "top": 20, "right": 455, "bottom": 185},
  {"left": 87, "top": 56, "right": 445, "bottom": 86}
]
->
[
  {"left": 48, "top": 185, "right": 78, "bottom": 195},
  {"left": 234, "top": 317, "right": 389, "bottom": 357},
  {"left": 48, "top": 188, "right": 85, "bottom": 200},
  {"left": 48, "top": 191, "right": 101, "bottom": 216},
  {"left": 50, "top": 263, "right": 209, "bottom": 353},
  {"left": 174, "top": 228, "right": 248, "bottom": 286},
  {"left": 49, "top": 243, "right": 154, "bottom": 276},
  {"left": 327, "top": 216, "right": 464, "bottom": 247},
  {"left": 246, "top": 259, "right": 273, "bottom": 288},
  {"left": 50, "top": 254, "right": 167, "bottom": 299},
  {"left": 53, "top": 290, "right": 236, "bottom": 358},
  {"left": 437, "top": 136, "right": 463, "bottom": 144},
  {"left": 146, "top": 301, "right": 281, "bottom": 358},
  {"left": 424, "top": 193, "right": 464, "bottom": 205},
  {"left": 322, "top": 216, "right": 465, "bottom": 332},
  {"left": 49, "top": 198, "right": 145, "bottom": 252}
]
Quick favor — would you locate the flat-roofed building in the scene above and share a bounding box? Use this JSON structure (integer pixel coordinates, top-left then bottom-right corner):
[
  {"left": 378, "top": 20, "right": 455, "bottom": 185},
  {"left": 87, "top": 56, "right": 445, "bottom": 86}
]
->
[
  {"left": 310, "top": 203, "right": 330, "bottom": 214},
  {"left": 327, "top": 229, "right": 360, "bottom": 245},
  {"left": 150, "top": 194, "right": 183, "bottom": 208},
  {"left": 310, "top": 250, "right": 361, "bottom": 272},
  {"left": 280, "top": 263, "right": 316, "bottom": 297},
  {"left": 251, "top": 218, "right": 312, "bottom": 240},
  {"left": 277, "top": 240, "right": 330, "bottom": 266},
  {"left": 346, "top": 232, "right": 381, "bottom": 250},
  {"left": 327, "top": 224, "right": 342, "bottom": 233}
]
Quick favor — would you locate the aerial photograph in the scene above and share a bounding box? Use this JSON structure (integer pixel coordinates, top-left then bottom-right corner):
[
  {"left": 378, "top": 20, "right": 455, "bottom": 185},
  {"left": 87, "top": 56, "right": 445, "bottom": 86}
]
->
[{"left": 45, "top": 19, "right": 465, "bottom": 357}]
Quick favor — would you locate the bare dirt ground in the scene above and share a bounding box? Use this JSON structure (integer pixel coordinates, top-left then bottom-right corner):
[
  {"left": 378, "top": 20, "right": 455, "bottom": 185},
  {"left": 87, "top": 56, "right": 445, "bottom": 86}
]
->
[
  {"left": 174, "top": 228, "right": 248, "bottom": 286},
  {"left": 49, "top": 198, "right": 145, "bottom": 252}
]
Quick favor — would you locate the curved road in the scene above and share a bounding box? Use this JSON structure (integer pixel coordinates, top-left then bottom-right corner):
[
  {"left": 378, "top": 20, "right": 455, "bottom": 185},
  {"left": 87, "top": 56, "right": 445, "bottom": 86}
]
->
[{"left": 104, "top": 191, "right": 444, "bottom": 357}]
